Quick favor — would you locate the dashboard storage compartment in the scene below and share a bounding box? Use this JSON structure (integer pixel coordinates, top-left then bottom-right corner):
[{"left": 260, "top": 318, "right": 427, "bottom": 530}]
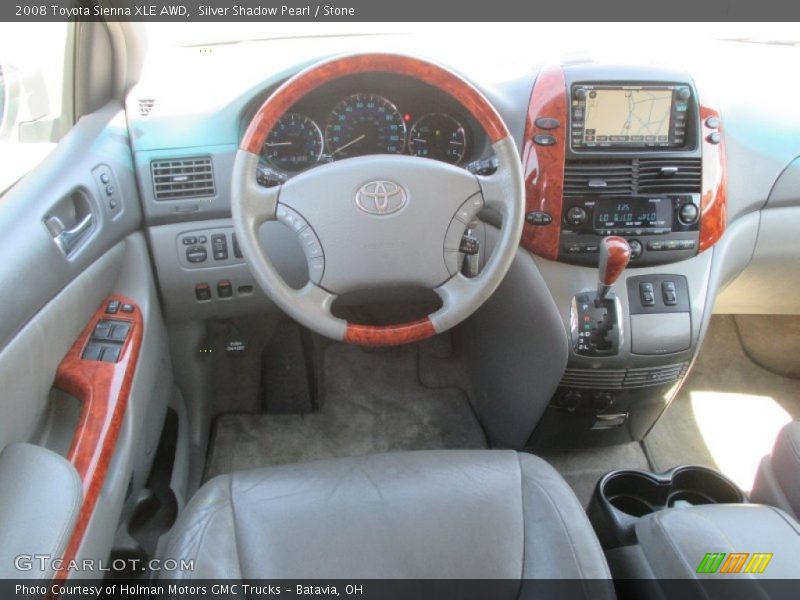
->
[{"left": 588, "top": 465, "right": 745, "bottom": 548}]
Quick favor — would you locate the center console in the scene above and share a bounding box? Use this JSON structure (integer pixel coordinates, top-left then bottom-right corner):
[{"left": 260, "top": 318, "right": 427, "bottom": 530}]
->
[{"left": 522, "top": 64, "right": 727, "bottom": 448}]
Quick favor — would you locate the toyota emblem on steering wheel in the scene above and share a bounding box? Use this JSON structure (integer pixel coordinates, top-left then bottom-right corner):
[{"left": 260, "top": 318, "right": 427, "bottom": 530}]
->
[{"left": 355, "top": 180, "right": 408, "bottom": 215}]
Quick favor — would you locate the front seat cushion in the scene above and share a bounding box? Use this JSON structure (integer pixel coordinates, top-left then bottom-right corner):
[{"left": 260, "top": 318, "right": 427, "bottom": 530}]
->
[{"left": 162, "top": 450, "right": 612, "bottom": 589}]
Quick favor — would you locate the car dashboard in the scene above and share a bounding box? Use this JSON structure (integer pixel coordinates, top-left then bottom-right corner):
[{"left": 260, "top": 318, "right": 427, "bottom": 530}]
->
[{"left": 128, "top": 43, "right": 800, "bottom": 449}]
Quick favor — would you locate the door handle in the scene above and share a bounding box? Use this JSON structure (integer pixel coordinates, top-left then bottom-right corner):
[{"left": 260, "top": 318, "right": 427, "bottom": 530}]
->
[
  {"left": 44, "top": 188, "right": 96, "bottom": 256},
  {"left": 45, "top": 212, "right": 94, "bottom": 255}
]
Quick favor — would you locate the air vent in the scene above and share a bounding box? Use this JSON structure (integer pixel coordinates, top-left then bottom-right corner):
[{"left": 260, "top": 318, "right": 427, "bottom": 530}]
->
[
  {"left": 138, "top": 98, "right": 156, "bottom": 117},
  {"left": 151, "top": 157, "right": 215, "bottom": 201},
  {"left": 560, "top": 362, "right": 689, "bottom": 390},
  {"left": 563, "top": 158, "right": 701, "bottom": 197},
  {"left": 564, "top": 160, "right": 636, "bottom": 196},
  {"left": 561, "top": 368, "right": 627, "bottom": 389},
  {"left": 637, "top": 158, "right": 702, "bottom": 194}
]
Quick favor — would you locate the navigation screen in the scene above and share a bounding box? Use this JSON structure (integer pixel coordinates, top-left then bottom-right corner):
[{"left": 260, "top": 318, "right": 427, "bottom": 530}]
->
[{"left": 574, "top": 86, "right": 681, "bottom": 148}]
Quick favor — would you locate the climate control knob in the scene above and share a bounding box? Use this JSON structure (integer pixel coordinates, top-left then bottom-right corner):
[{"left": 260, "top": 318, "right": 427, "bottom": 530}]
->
[
  {"left": 629, "top": 239, "right": 643, "bottom": 260},
  {"left": 566, "top": 206, "right": 588, "bottom": 227},
  {"left": 679, "top": 203, "right": 699, "bottom": 225}
]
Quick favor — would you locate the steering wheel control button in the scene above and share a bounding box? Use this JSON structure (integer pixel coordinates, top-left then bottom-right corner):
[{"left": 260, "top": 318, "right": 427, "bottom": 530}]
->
[
  {"left": 526, "top": 211, "right": 553, "bottom": 226},
  {"left": 534, "top": 117, "right": 560, "bottom": 130},
  {"left": 186, "top": 246, "right": 207, "bottom": 263},
  {"left": 276, "top": 206, "right": 310, "bottom": 233},
  {"left": 298, "top": 228, "right": 323, "bottom": 258},
  {"left": 308, "top": 257, "right": 325, "bottom": 284},
  {"left": 455, "top": 196, "right": 484, "bottom": 224},
  {"left": 195, "top": 283, "right": 211, "bottom": 302},
  {"left": 276, "top": 205, "right": 325, "bottom": 278},
  {"left": 533, "top": 134, "right": 557, "bottom": 146}
]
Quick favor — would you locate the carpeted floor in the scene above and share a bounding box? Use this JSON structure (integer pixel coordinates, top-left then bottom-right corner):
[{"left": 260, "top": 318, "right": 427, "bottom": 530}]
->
[
  {"left": 644, "top": 315, "right": 800, "bottom": 491},
  {"left": 537, "top": 443, "right": 651, "bottom": 508},
  {"left": 204, "top": 342, "right": 487, "bottom": 480}
]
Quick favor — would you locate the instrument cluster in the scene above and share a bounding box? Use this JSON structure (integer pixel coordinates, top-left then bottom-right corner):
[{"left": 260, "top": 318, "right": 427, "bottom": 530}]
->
[{"left": 255, "top": 87, "right": 481, "bottom": 184}]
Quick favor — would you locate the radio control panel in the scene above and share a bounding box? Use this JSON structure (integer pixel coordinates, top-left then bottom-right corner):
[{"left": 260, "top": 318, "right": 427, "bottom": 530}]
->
[{"left": 555, "top": 194, "right": 701, "bottom": 266}]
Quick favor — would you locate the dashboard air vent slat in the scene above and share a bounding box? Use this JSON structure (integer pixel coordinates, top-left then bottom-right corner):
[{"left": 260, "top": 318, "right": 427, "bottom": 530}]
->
[
  {"left": 151, "top": 157, "right": 216, "bottom": 201},
  {"left": 563, "top": 160, "right": 636, "bottom": 197},
  {"left": 560, "top": 362, "right": 689, "bottom": 390},
  {"left": 563, "top": 158, "right": 702, "bottom": 197},
  {"left": 637, "top": 158, "right": 702, "bottom": 194}
]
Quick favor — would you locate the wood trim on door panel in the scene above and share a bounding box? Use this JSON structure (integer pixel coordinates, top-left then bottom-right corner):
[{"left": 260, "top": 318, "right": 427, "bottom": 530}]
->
[
  {"left": 52, "top": 296, "right": 142, "bottom": 580},
  {"left": 520, "top": 66, "right": 568, "bottom": 261}
]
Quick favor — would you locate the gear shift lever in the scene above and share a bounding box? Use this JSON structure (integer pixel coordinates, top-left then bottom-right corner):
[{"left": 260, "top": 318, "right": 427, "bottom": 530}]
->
[{"left": 596, "top": 236, "right": 631, "bottom": 307}]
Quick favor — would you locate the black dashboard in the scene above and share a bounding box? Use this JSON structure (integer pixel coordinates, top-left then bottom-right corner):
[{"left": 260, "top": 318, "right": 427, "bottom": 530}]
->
[{"left": 241, "top": 73, "right": 492, "bottom": 186}]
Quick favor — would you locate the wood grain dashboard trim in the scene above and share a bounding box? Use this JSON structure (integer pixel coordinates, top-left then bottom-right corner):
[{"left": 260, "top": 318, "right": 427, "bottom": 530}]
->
[
  {"left": 520, "top": 65, "right": 568, "bottom": 260},
  {"left": 52, "top": 296, "right": 143, "bottom": 580},
  {"left": 698, "top": 105, "right": 727, "bottom": 252},
  {"left": 240, "top": 53, "right": 511, "bottom": 154}
]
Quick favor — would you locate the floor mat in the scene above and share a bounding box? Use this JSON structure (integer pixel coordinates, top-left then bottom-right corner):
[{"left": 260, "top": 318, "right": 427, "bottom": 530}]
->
[
  {"left": 537, "top": 443, "right": 651, "bottom": 508},
  {"left": 644, "top": 315, "right": 800, "bottom": 492},
  {"left": 205, "top": 343, "right": 487, "bottom": 479}
]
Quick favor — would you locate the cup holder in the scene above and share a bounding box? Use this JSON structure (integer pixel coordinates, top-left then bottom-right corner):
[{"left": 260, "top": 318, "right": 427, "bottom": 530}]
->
[{"left": 588, "top": 465, "right": 745, "bottom": 548}]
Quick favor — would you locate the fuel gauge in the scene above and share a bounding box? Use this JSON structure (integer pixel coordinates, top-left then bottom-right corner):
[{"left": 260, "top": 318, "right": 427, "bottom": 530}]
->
[{"left": 408, "top": 113, "right": 467, "bottom": 165}]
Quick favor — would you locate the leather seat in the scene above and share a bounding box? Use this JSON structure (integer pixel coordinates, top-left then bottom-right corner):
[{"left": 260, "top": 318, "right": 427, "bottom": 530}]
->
[
  {"left": 752, "top": 422, "right": 800, "bottom": 519},
  {"left": 163, "top": 450, "right": 613, "bottom": 592}
]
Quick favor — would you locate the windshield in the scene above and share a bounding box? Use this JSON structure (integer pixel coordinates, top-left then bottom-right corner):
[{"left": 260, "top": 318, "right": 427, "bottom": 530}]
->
[{"left": 146, "top": 22, "right": 800, "bottom": 49}]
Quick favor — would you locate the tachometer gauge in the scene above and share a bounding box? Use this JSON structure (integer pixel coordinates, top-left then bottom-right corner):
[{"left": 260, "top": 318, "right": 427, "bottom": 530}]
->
[
  {"left": 408, "top": 113, "right": 467, "bottom": 165},
  {"left": 263, "top": 113, "right": 324, "bottom": 172},
  {"left": 325, "top": 94, "right": 406, "bottom": 159}
]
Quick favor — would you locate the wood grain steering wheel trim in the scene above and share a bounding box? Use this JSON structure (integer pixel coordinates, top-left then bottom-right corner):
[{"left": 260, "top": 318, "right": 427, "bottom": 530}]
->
[
  {"left": 240, "top": 53, "right": 510, "bottom": 154},
  {"left": 241, "top": 53, "right": 512, "bottom": 347}
]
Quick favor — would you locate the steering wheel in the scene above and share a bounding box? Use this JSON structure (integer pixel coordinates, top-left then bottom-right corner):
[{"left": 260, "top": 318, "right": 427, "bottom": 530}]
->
[{"left": 232, "top": 53, "right": 524, "bottom": 347}]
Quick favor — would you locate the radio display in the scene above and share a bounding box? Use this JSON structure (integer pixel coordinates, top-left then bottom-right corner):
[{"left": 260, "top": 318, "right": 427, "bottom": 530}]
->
[
  {"left": 594, "top": 198, "right": 671, "bottom": 229},
  {"left": 571, "top": 84, "right": 691, "bottom": 149}
]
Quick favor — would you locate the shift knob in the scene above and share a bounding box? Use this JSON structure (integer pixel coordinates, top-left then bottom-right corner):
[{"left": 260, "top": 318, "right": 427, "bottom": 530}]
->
[{"left": 596, "top": 236, "right": 631, "bottom": 306}]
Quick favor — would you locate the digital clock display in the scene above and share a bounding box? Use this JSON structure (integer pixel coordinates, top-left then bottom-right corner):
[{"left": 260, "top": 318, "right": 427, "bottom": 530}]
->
[{"left": 594, "top": 198, "right": 671, "bottom": 229}]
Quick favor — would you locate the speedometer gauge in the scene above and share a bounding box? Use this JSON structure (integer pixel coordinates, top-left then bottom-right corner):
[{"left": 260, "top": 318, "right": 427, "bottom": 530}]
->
[
  {"left": 325, "top": 94, "right": 406, "bottom": 159},
  {"left": 263, "top": 113, "right": 324, "bottom": 172},
  {"left": 408, "top": 113, "right": 467, "bottom": 165}
]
